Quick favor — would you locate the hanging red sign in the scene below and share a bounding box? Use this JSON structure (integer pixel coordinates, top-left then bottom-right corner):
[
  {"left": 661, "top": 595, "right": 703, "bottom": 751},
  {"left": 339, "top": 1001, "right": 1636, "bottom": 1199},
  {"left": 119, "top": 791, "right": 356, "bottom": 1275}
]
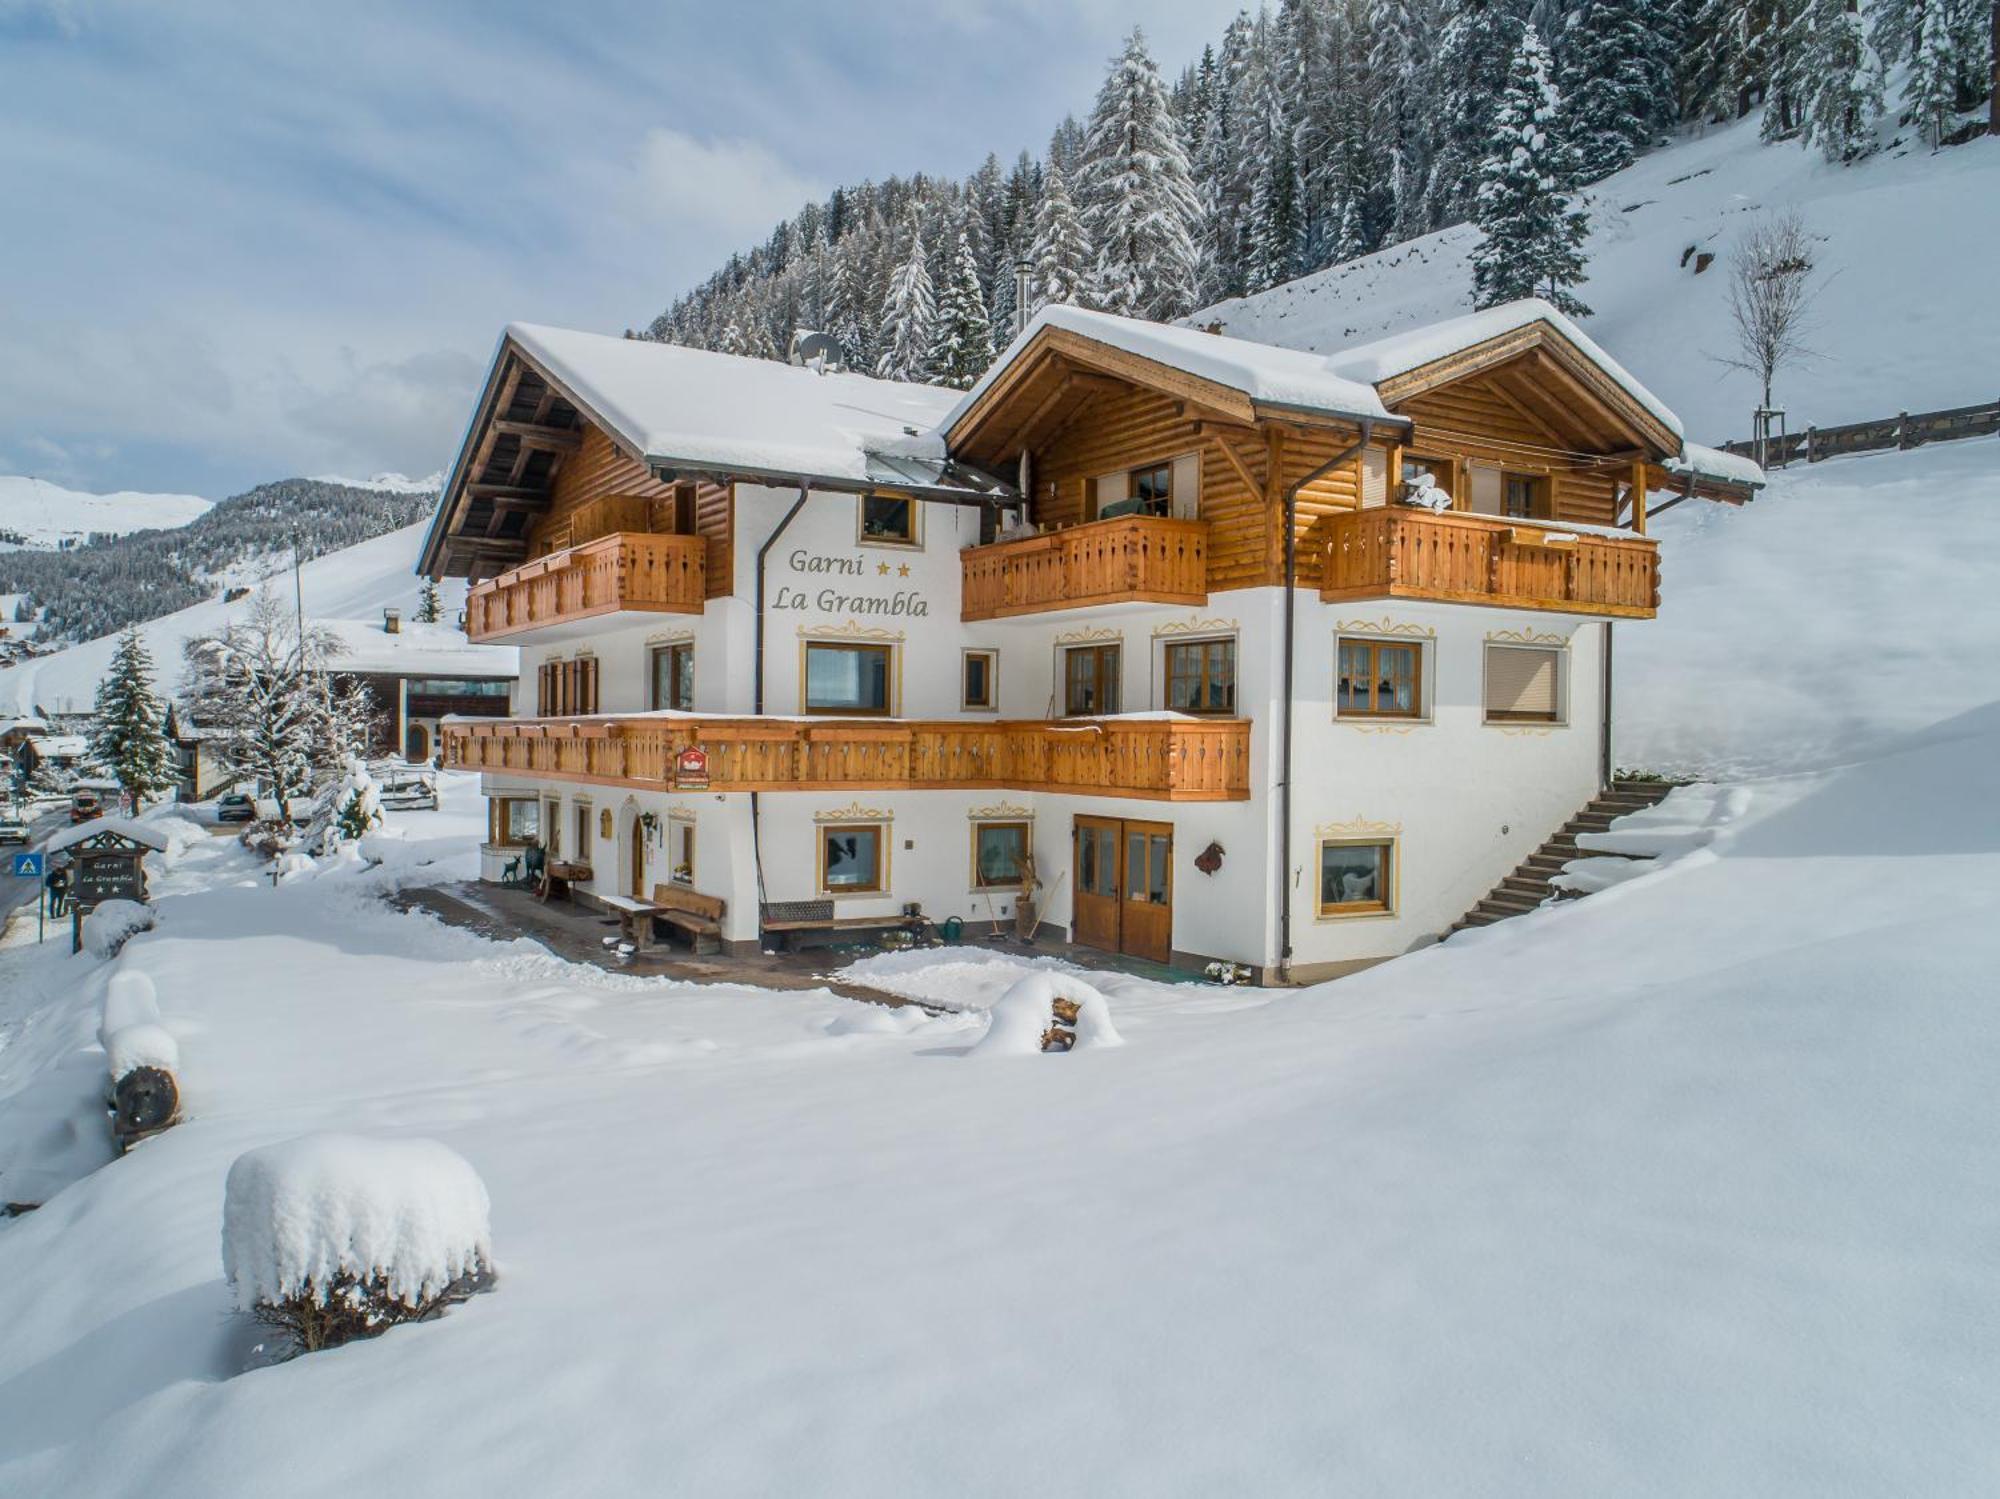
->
[{"left": 674, "top": 746, "right": 710, "bottom": 790}]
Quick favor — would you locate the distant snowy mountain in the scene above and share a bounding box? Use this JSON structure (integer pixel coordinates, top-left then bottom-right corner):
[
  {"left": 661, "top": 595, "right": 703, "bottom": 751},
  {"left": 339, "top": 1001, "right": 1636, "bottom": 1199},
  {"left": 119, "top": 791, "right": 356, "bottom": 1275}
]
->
[
  {"left": 1193, "top": 118, "right": 2000, "bottom": 445},
  {"left": 308, "top": 470, "right": 446, "bottom": 495},
  {"left": 0, "top": 475, "right": 213, "bottom": 551}
]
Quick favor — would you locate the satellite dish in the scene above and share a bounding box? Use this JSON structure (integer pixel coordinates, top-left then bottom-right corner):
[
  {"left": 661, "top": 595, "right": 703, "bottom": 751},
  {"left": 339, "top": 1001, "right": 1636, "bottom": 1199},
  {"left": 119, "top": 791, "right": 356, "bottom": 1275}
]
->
[{"left": 788, "top": 330, "right": 846, "bottom": 372}]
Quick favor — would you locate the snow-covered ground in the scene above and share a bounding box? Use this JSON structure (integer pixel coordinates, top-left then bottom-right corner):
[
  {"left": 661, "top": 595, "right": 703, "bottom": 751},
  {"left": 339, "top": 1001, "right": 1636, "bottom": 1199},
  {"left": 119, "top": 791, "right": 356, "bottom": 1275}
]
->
[
  {"left": 0, "top": 475, "right": 213, "bottom": 551},
  {"left": 0, "top": 522, "right": 467, "bottom": 718},
  {"left": 1198, "top": 117, "right": 2000, "bottom": 445},
  {"left": 0, "top": 440, "right": 1996, "bottom": 1494}
]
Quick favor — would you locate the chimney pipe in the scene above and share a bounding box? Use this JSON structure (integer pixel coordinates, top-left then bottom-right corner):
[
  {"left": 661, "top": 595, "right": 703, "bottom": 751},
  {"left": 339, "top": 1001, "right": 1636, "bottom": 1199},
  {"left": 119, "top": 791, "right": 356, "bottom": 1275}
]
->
[
  {"left": 1013, "top": 258, "right": 1032, "bottom": 337},
  {"left": 383, "top": 607, "right": 401, "bottom": 635}
]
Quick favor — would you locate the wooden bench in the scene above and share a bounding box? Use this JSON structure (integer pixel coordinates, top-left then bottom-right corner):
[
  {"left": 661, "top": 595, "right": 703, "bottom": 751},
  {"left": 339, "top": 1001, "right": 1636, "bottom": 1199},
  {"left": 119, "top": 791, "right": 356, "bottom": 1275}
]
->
[
  {"left": 597, "top": 892, "right": 664, "bottom": 952},
  {"left": 759, "top": 899, "right": 920, "bottom": 952},
  {"left": 648, "top": 883, "right": 726, "bottom": 955}
]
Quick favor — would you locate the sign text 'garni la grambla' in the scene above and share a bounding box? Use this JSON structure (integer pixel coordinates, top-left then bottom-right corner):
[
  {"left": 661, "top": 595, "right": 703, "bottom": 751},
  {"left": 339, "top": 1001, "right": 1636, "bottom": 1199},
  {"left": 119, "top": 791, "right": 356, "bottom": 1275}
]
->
[{"left": 771, "top": 549, "right": 930, "bottom": 617}]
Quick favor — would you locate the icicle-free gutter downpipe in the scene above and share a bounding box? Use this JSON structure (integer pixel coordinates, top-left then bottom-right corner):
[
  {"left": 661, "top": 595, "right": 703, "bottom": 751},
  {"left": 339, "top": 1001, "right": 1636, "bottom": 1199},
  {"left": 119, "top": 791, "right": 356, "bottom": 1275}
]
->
[{"left": 1277, "top": 418, "right": 1374, "bottom": 983}]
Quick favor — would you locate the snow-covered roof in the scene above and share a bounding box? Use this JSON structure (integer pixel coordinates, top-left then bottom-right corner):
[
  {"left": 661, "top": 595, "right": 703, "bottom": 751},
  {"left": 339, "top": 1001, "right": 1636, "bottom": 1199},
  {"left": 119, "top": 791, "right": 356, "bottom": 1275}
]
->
[
  {"left": 317, "top": 619, "right": 517, "bottom": 679},
  {"left": 1668, "top": 441, "right": 1766, "bottom": 489},
  {"left": 44, "top": 816, "right": 171, "bottom": 854},
  {"left": 33, "top": 734, "right": 89, "bottom": 759},
  {"left": 0, "top": 716, "right": 47, "bottom": 735},
  {"left": 949, "top": 305, "right": 1394, "bottom": 430},
  {"left": 507, "top": 323, "right": 964, "bottom": 487},
  {"left": 1319, "top": 299, "right": 1685, "bottom": 441}
]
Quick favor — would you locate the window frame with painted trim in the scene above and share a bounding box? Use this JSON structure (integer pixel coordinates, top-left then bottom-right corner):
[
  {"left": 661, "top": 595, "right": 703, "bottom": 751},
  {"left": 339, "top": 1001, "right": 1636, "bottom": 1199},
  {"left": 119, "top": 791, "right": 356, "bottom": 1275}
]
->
[
  {"left": 1316, "top": 837, "right": 1396, "bottom": 918},
  {"left": 857, "top": 493, "right": 920, "bottom": 548},
  {"left": 572, "top": 800, "right": 592, "bottom": 863},
  {"left": 1483, "top": 643, "right": 1566, "bottom": 725},
  {"left": 1162, "top": 636, "right": 1237, "bottom": 715},
  {"left": 818, "top": 822, "right": 887, "bottom": 896},
  {"left": 802, "top": 639, "right": 896, "bottom": 717},
  {"left": 961, "top": 648, "right": 998, "bottom": 712},
  {"left": 488, "top": 796, "right": 540, "bottom": 848},
  {"left": 1062, "top": 642, "right": 1121, "bottom": 716},
  {"left": 668, "top": 814, "right": 696, "bottom": 886},
  {"left": 1335, "top": 636, "right": 1425, "bottom": 720},
  {"left": 970, "top": 819, "right": 1031, "bottom": 890},
  {"left": 649, "top": 641, "right": 694, "bottom": 711},
  {"left": 1502, "top": 472, "right": 1552, "bottom": 520}
]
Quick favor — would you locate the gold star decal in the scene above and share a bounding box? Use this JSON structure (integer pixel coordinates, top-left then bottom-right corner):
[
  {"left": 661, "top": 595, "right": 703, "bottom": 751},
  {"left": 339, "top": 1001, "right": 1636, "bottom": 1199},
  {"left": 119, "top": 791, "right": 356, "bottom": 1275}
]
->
[
  {"left": 897, "top": 563, "right": 911, "bottom": 578},
  {"left": 876, "top": 561, "right": 891, "bottom": 575}
]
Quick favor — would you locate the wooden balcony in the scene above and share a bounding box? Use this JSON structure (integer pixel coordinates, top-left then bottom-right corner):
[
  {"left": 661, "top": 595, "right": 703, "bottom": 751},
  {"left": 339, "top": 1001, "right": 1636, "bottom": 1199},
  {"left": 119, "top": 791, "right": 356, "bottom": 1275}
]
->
[
  {"left": 443, "top": 713, "right": 1251, "bottom": 801},
  {"left": 1319, "top": 508, "right": 1658, "bottom": 619},
  {"left": 465, "top": 531, "right": 705, "bottom": 642},
  {"left": 961, "top": 515, "right": 1208, "bottom": 622}
]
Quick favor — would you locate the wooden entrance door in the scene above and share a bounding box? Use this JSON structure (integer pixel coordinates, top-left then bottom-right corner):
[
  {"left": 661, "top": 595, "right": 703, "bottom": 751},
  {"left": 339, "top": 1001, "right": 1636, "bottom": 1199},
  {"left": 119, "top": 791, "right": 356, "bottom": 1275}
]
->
[
  {"left": 1071, "top": 816, "right": 1173, "bottom": 964},
  {"left": 629, "top": 818, "right": 646, "bottom": 897}
]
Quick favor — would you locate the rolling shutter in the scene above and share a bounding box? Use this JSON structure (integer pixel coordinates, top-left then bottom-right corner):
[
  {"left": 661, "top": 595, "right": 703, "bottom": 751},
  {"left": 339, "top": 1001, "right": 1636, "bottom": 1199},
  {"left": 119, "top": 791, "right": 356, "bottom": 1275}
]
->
[{"left": 1485, "top": 645, "right": 1561, "bottom": 721}]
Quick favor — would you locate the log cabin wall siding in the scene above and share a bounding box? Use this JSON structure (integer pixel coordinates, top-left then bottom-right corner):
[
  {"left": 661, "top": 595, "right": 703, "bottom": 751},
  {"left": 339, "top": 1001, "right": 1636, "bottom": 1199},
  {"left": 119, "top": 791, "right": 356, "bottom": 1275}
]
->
[
  {"left": 529, "top": 422, "right": 733, "bottom": 599},
  {"left": 1395, "top": 382, "right": 1621, "bottom": 528}
]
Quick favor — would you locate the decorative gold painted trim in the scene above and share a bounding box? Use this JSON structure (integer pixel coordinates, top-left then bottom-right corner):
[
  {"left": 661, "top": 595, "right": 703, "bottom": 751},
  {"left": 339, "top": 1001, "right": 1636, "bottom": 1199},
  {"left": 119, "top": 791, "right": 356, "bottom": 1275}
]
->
[
  {"left": 814, "top": 801, "right": 895, "bottom": 824},
  {"left": 1489, "top": 725, "right": 1559, "bottom": 737},
  {"left": 967, "top": 801, "right": 1034, "bottom": 820},
  {"left": 645, "top": 627, "right": 698, "bottom": 647},
  {"left": 1485, "top": 626, "right": 1574, "bottom": 646},
  {"left": 1053, "top": 624, "right": 1123, "bottom": 646},
  {"left": 1336, "top": 722, "right": 1418, "bottom": 735},
  {"left": 799, "top": 620, "right": 907, "bottom": 643},
  {"left": 1314, "top": 815, "right": 1403, "bottom": 839},
  {"left": 1152, "top": 615, "right": 1240, "bottom": 639},
  {"left": 1333, "top": 617, "right": 1435, "bottom": 639}
]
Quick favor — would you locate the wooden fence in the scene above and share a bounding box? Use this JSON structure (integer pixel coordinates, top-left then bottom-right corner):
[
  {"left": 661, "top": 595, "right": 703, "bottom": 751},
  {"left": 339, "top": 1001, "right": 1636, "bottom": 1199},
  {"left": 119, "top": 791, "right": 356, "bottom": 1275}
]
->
[{"left": 1721, "top": 399, "right": 2000, "bottom": 469}]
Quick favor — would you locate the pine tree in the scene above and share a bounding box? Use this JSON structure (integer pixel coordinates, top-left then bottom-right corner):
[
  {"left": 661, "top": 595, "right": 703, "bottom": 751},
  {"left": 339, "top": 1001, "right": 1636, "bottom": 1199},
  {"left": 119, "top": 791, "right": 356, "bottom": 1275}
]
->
[
  {"left": 1561, "top": 0, "right": 1673, "bottom": 182},
  {"left": 1078, "top": 27, "right": 1204, "bottom": 319},
  {"left": 1789, "top": 0, "right": 1881, "bottom": 161},
  {"left": 875, "top": 210, "right": 936, "bottom": 381},
  {"left": 1029, "top": 157, "right": 1093, "bottom": 312},
  {"left": 931, "top": 229, "right": 994, "bottom": 388},
  {"left": 88, "top": 625, "right": 178, "bottom": 812},
  {"left": 1471, "top": 27, "right": 1594, "bottom": 315},
  {"left": 415, "top": 577, "right": 442, "bottom": 624},
  {"left": 1428, "top": 0, "right": 1529, "bottom": 228}
]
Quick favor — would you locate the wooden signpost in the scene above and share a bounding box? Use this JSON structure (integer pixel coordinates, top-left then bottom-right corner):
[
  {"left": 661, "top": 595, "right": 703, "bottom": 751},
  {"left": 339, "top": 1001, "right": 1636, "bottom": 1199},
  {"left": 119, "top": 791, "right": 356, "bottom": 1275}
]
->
[{"left": 57, "top": 827, "right": 157, "bottom": 954}]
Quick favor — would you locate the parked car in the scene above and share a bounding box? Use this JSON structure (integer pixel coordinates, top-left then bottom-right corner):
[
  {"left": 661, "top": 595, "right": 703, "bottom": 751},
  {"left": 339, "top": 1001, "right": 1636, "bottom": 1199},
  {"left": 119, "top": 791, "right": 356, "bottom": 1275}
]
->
[
  {"left": 378, "top": 774, "right": 438, "bottom": 812},
  {"left": 0, "top": 811, "right": 30, "bottom": 846},
  {"left": 69, "top": 789, "right": 104, "bottom": 824},
  {"left": 216, "top": 791, "right": 257, "bottom": 824}
]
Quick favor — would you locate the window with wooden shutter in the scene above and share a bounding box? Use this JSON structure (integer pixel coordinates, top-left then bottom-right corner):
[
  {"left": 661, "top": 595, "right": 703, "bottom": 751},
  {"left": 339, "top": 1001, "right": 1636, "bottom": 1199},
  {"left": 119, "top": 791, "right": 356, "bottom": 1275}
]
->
[{"left": 1484, "top": 645, "right": 1562, "bottom": 723}]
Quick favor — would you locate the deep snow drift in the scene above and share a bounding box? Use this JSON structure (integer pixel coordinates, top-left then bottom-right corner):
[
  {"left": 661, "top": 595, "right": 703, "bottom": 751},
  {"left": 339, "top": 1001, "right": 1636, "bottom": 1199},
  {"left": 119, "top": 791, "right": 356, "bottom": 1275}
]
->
[{"left": 1197, "top": 117, "right": 2000, "bottom": 445}]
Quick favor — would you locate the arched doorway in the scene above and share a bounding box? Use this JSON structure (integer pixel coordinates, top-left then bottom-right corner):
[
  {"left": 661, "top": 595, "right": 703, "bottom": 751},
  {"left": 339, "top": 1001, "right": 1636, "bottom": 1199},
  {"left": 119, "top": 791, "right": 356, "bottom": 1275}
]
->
[
  {"left": 404, "top": 722, "right": 430, "bottom": 762},
  {"left": 629, "top": 814, "right": 647, "bottom": 897}
]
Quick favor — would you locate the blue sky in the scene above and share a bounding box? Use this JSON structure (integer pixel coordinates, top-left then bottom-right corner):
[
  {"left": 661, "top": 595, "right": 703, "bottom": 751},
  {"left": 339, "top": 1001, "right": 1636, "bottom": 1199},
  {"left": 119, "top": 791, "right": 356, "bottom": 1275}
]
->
[{"left": 0, "top": 0, "right": 1238, "bottom": 499}]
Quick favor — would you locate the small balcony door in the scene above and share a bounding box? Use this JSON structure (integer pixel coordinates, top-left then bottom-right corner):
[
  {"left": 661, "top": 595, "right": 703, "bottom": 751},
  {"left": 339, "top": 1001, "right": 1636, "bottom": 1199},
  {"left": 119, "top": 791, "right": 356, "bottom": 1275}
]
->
[{"left": 1072, "top": 815, "right": 1173, "bottom": 964}]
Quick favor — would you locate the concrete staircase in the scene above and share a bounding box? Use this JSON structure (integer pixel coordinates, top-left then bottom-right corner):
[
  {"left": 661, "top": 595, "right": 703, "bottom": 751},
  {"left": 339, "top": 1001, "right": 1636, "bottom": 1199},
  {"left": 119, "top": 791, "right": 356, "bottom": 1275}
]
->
[{"left": 1449, "top": 779, "right": 1678, "bottom": 934}]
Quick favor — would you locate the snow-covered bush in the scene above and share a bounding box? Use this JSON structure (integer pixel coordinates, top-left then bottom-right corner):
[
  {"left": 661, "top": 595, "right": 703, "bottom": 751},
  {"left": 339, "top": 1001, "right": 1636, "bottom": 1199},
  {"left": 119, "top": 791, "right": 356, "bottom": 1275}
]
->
[
  {"left": 104, "top": 1022, "right": 179, "bottom": 1083},
  {"left": 98, "top": 968, "right": 161, "bottom": 1048},
  {"left": 223, "top": 1134, "right": 495, "bottom": 1359},
  {"left": 332, "top": 755, "right": 383, "bottom": 843},
  {"left": 971, "top": 972, "right": 1124, "bottom": 1056},
  {"left": 82, "top": 900, "right": 154, "bottom": 959}
]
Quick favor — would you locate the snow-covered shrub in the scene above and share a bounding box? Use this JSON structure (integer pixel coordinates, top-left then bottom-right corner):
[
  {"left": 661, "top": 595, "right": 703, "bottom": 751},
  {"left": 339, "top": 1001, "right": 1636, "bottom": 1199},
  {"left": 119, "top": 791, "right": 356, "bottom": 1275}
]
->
[
  {"left": 104, "top": 1022, "right": 179, "bottom": 1083},
  {"left": 223, "top": 1134, "right": 495, "bottom": 1359},
  {"left": 98, "top": 968, "right": 161, "bottom": 1048},
  {"left": 971, "top": 972, "right": 1124, "bottom": 1056},
  {"left": 82, "top": 900, "right": 155, "bottom": 958},
  {"left": 332, "top": 756, "right": 383, "bottom": 843},
  {"left": 239, "top": 820, "right": 295, "bottom": 858}
]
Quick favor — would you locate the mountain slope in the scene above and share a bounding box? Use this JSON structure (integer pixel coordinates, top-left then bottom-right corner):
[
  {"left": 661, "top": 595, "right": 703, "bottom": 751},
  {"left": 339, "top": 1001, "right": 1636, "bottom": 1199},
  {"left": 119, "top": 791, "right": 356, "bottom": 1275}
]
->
[
  {"left": 1196, "top": 117, "right": 2000, "bottom": 444},
  {"left": 0, "top": 476, "right": 212, "bottom": 550},
  {"left": 0, "top": 521, "right": 465, "bottom": 717}
]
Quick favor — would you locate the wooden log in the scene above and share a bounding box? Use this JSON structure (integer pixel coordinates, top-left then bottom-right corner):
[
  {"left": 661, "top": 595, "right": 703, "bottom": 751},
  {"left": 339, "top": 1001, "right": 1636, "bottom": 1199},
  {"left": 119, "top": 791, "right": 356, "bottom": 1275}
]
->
[{"left": 113, "top": 1066, "right": 179, "bottom": 1142}]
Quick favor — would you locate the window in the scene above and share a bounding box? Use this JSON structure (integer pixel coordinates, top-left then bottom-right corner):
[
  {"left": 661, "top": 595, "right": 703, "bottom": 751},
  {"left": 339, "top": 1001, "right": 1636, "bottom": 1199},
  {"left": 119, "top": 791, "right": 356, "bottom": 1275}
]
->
[
  {"left": 859, "top": 494, "right": 918, "bottom": 545},
  {"left": 1484, "top": 644, "right": 1563, "bottom": 724},
  {"left": 670, "top": 816, "right": 696, "bottom": 885},
  {"left": 1503, "top": 473, "right": 1550, "bottom": 519},
  {"left": 650, "top": 642, "right": 694, "bottom": 711},
  {"left": 490, "top": 796, "right": 539, "bottom": 848},
  {"left": 1319, "top": 840, "right": 1394, "bottom": 917},
  {"left": 536, "top": 657, "right": 598, "bottom": 716},
  {"left": 1164, "top": 638, "right": 1235, "bottom": 714},
  {"left": 972, "top": 821, "right": 1030, "bottom": 889},
  {"left": 819, "top": 823, "right": 885, "bottom": 894},
  {"left": 1129, "top": 463, "right": 1173, "bottom": 516},
  {"left": 1337, "top": 638, "right": 1422, "bottom": 718},
  {"left": 543, "top": 799, "right": 560, "bottom": 857},
  {"left": 1126, "top": 828, "right": 1171, "bottom": 906},
  {"left": 962, "top": 649, "right": 997, "bottom": 711},
  {"left": 1401, "top": 455, "right": 1455, "bottom": 504},
  {"left": 1063, "top": 643, "right": 1121, "bottom": 716},
  {"left": 804, "top": 641, "right": 893, "bottom": 715},
  {"left": 573, "top": 802, "right": 591, "bottom": 861}
]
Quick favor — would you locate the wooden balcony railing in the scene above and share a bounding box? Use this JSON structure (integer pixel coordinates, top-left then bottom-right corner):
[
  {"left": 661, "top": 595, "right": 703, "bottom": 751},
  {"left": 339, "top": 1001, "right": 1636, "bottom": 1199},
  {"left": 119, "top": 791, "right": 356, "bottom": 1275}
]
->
[
  {"left": 1320, "top": 508, "right": 1658, "bottom": 619},
  {"left": 443, "top": 713, "right": 1251, "bottom": 801},
  {"left": 961, "top": 515, "right": 1208, "bottom": 621},
  {"left": 465, "top": 531, "right": 705, "bottom": 641}
]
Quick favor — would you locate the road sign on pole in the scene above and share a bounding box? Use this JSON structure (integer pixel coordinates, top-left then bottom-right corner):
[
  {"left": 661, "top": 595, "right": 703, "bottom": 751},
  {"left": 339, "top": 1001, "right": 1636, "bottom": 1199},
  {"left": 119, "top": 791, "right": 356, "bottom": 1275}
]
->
[{"left": 10, "top": 851, "right": 42, "bottom": 879}]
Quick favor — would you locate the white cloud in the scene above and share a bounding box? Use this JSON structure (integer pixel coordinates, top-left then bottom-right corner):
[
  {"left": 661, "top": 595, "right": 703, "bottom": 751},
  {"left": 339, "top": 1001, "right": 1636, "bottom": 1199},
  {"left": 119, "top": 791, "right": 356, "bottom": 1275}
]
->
[{"left": 629, "top": 129, "right": 822, "bottom": 241}]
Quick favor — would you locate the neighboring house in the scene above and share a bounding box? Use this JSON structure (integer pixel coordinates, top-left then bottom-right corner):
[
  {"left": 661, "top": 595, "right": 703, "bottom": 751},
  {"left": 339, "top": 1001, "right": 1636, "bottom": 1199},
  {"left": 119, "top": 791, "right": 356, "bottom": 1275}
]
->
[
  {"left": 0, "top": 715, "right": 48, "bottom": 753},
  {"left": 15, "top": 731, "right": 89, "bottom": 783},
  {"left": 417, "top": 300, "right": 1758, "bottom": 982},
  {"left": 163, "top": 702, "right": 238, "bottom": 801},
  {"left": 318, "top": 614, "right": 517, "bottom": 763}
]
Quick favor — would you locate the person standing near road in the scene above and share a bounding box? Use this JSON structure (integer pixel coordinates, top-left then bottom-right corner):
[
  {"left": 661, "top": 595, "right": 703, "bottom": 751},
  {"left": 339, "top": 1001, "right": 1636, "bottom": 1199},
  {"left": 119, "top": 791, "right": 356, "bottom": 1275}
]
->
[{"left": 45, "top": 863, "right": 68, "bottom": 917}]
